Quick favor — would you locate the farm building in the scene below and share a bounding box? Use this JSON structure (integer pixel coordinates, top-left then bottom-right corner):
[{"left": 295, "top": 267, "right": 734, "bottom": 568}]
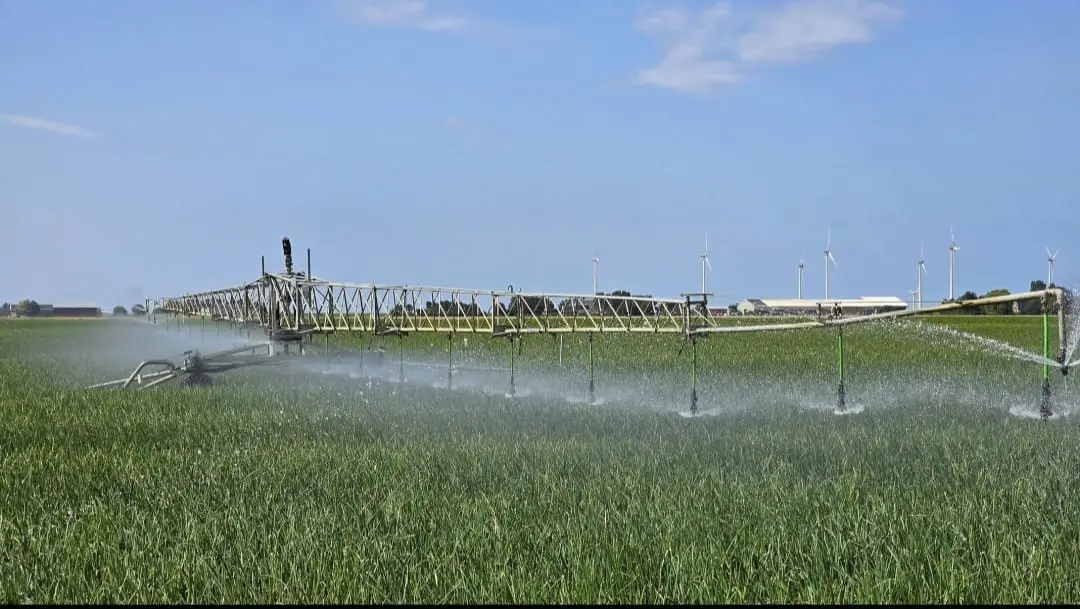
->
[
  {"left": 56, "top": 304, "right": 102, "bottom": 317},
  {"left": 736, "top": 296, "right": 907, "bottom": 316},
  {"left": 37, "top": 304, "right": 102, "bottom": 317}
]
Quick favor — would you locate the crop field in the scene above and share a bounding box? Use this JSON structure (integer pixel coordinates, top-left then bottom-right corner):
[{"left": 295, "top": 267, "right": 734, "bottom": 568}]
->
[{"left": 2, "top": 315, "right": 1079, "bottom": 603}]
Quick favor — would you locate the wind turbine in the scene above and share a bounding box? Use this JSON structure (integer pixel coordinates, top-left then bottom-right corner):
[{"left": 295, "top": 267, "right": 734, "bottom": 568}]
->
[
  {"left": 948, "top": 226, "right": 960, "bottom": 301},
  {"left": 824, "top": 228, "right": 838, "bottom": 300},
  {"left": 908, "top": 287, "right": 919, "bottom": 310},
  {"left": 917, "top": 243, "right": 927, "bottom": 310},
  {"left": 797, "top": 257, "right": 805, "bottom": 299},
  {"left": 700, "top": 235, "right": 712, "bottom": 294},
  {"left": 592, "top": 253, "right": 599, "bottom": 294},
  {"left": 1046, "top": 247, "right": 1059, "bottom": 286}
]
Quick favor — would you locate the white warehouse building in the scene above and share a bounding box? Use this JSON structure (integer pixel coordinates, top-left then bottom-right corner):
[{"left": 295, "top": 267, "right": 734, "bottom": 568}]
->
[{"left": 736, "top": 296, "right": 908, "bottom": 316}]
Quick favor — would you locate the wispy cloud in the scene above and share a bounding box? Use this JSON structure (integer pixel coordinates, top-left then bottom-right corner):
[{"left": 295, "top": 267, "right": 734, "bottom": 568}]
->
[
  {"left": 636, "top": 4, "right": 744, "bottom": 93},
  {"left": 340, "top": 0, "right": 467, "bottom": 32},
  {"left": 636, "top": 0, "right": 903, "bottom": 94},
  {"left": 0, "top": 113, "right": 98, "bottom": 137}
]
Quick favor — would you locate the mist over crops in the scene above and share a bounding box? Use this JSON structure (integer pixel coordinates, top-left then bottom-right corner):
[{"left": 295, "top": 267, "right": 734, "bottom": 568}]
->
[{"left": 2, "top": 315, "right": 1079, "bottom": 603}]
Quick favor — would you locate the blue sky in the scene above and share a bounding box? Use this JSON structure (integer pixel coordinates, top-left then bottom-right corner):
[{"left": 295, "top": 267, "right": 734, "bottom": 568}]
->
[{"left": 2, "top": 0, "right": 1078, "bottom": 309}]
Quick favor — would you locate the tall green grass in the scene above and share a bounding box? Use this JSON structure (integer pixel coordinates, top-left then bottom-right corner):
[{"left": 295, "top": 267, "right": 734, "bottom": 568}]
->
[{"left": 1, "top": 318, "right": 1078, "bottom": 603}]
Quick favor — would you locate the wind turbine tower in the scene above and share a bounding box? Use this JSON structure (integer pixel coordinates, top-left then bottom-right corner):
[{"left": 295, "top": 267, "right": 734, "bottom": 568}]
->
[
  {"left": 1047, "top": 247, "right": 1059, "bottom": 285},
  {"left": 823, "top": 229, "right": 838, "bottom": 300},
  {"left": 797, "top": 257, "right": 805, "bottom": 299},
  {"left": 917, "top": 243, "right": 927, "bottom": 310},
  {"left": 592, "top": 253, "right": 599, "bottom": 294},
  {"left": 700, "top": 235, "right": 712, "bottom": 294},
  {"left": 948, "top": 227, "right": 960, "bottom": 301}
]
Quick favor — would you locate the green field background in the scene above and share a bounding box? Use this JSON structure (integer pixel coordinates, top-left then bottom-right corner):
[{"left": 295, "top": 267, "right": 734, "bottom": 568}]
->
[{"left": 1, "top": 316, "right": 1078, "bottom": 603}]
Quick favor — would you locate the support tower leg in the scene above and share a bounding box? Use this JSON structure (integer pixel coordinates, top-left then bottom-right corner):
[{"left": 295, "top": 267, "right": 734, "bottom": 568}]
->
[{"left": 1041, "top": 301, "right": 1053, "bottom": 419}]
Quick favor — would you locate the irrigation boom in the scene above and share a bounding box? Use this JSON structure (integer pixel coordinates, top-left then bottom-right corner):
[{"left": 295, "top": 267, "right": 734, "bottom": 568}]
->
[{"left": 95, "top": 238, "right": 1070, "bottom": 420}]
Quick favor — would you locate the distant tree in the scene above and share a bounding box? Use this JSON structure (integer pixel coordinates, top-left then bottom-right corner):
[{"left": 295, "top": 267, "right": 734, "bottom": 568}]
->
[
  {"left": 0, "top": 302, "right": 8, "bottom": 316},
  {"left": 15, "top": 299, "right": 40, "bottom": 317},
  {"left": 113, "top": 305, "right": 128, "bottom": 316},
  {"left": 131, "top": 304, "right": 147, "bottom": 316}
]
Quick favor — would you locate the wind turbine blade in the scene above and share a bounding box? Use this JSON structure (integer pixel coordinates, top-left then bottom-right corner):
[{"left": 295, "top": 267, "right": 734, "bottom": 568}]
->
[
  {"left": 828, "top": 251, "right": 838, "bottom": 267},
  {"left": 950, "top": 225, "right": 955, "bottom": 244},
  {"left": 1054, "top": 250, "right": 1060, "bottom": 259},
  {"left": 827, "top": 227, "right": 831, "bottom": 249},
  {"left": 705, "top": 257, "right": 712, "bottom": 271}
]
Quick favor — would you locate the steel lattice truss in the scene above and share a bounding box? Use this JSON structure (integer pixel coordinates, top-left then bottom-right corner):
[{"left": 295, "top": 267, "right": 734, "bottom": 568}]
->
[
  {"left": 154, "top": 238, "right": 1067, "bottom": 342},
  {"left": 159, "top": 273, "right": 720, "bottom": 336}
]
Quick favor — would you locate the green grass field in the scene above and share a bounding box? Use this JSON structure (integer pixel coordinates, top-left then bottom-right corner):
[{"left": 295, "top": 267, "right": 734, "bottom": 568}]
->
[{"left": 2, "top": 315, "right": 1079, "bottom": 603}]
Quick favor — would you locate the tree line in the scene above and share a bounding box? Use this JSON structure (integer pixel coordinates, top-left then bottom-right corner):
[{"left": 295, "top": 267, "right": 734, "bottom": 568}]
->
[{"left": 0, "top": 300, "right": 148, "bottom": 317}]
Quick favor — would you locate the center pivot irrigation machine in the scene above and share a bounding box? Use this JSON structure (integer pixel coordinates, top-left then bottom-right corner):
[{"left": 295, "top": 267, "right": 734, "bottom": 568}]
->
[{"left": 90, "top": 238, "right": 1072, "bottom": 418}]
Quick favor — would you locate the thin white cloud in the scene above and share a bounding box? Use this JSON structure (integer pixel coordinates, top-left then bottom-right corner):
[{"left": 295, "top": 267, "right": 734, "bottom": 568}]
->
[
  {"left": 738, "top": 0, "right": 903, "bottom": 63},
  {"left": 0, "top": 113, "right": 98, "bottom": 137},
  {"left": 636, "top": 0, "right": 903, "bottom": 94},
  {"left": 636, "top": 4, "right": 744, "bottom": 93},
  {"left": 341, "top": 0, "right": 467, "bottom": 32}
]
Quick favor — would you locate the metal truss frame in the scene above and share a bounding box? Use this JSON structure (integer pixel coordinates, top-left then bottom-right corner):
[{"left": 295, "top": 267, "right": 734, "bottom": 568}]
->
[
  {"left": 159, "top": 273, "right": 720, "bottom": 336},
  {"left": 141, "top": 237, "right": 1073, "bottom": 418},
  {"left": 158, "top": 272, "right": 1065, "bottom": 347}
]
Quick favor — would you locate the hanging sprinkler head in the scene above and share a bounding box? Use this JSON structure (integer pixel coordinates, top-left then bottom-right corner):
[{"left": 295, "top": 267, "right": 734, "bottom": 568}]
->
[
  {"left": 835, "top": 325, "right": 846, "bottom": 412},
  {"left": 1040, "top": 294, "right": 1054, "bottom": 418}
]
